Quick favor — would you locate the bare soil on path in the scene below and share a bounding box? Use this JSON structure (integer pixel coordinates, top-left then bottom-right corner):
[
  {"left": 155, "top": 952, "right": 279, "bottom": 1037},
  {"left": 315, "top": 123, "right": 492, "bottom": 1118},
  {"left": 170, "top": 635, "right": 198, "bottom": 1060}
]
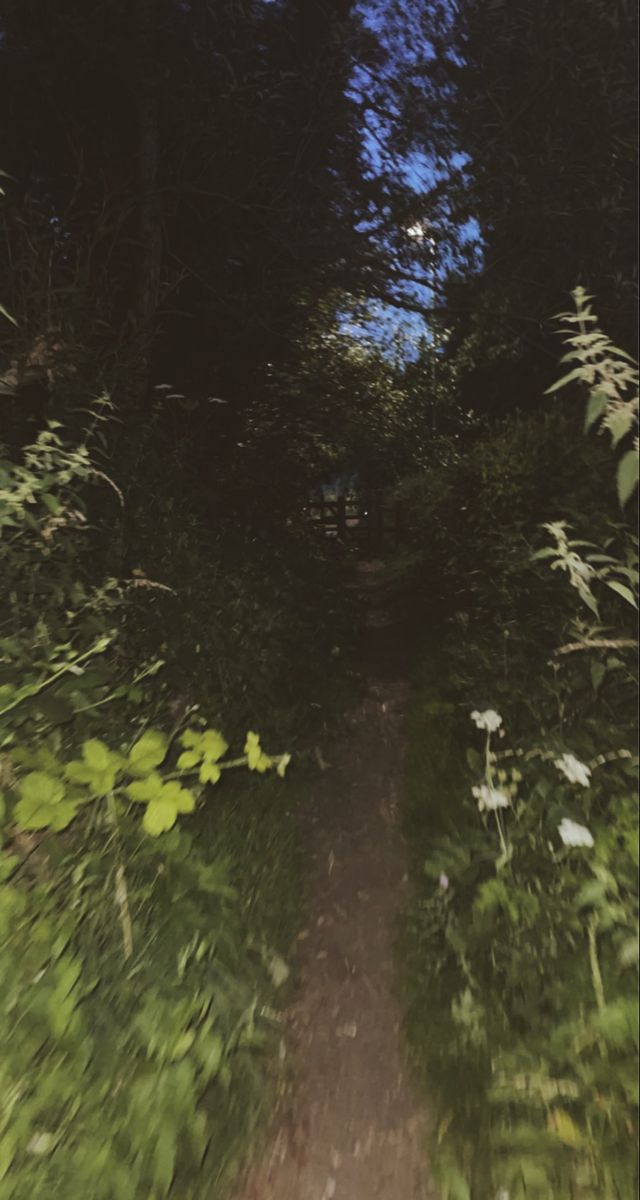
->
[{"left": 234, "top": 560, "right": 437, "bottom": 1200}]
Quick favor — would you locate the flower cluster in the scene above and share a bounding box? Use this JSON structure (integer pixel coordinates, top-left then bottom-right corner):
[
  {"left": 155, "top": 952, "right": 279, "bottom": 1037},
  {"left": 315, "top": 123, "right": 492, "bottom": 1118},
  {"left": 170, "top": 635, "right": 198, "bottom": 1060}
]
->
[
  {"left": 554, "top": 753, "right": 591, "bottom": 788},
  {"left": 472, "top": 784, "right": 510, "bottom": 812},
  {"left": 471, "top": 709, "right": 503, "bottom": 732},
  {"left": 558, "top": 818, "right": 594, "bottom": 848}
]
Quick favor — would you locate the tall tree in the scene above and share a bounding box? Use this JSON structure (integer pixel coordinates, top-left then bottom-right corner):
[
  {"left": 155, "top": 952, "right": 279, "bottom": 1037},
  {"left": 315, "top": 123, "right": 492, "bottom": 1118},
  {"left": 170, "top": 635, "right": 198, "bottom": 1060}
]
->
[{"left": 349, "top": 0, "right": 638, "bottom": 415}]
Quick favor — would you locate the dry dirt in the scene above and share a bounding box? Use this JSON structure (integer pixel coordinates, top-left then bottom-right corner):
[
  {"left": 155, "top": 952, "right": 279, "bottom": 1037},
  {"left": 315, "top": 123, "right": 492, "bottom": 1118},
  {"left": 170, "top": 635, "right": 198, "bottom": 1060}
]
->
[{"left": 234, "top": 560, "right": 437, "bottom": 1200}]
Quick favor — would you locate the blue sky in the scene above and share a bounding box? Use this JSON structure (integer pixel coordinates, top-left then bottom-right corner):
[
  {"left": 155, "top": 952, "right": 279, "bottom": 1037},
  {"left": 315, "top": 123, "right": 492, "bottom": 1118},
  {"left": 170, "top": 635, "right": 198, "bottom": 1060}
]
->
[{"left": 341, "top": 0, "right": 480, "bottom": 356}]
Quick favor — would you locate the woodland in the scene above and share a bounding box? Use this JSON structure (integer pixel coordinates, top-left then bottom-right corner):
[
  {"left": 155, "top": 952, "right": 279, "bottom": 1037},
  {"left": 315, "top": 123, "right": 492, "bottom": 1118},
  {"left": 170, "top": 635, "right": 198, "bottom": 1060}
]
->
[{"left": 0, "top": 1, "right": 637, "bottom": 1197}]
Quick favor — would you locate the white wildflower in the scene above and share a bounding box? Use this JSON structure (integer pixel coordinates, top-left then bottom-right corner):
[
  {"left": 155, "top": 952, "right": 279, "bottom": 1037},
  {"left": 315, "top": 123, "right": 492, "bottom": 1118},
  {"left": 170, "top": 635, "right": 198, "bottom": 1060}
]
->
[
  {"left": 472, "top": 784, "right": 510, "bottom": 812},
  {"left": 558, "top": 818, "right": 594, "bottom": 848},
  {"left": 554, "top": 753, "right": 591, "bottom": 788},
  {"left": 471, "top": 709, "right": 503, "bottom": 732}
]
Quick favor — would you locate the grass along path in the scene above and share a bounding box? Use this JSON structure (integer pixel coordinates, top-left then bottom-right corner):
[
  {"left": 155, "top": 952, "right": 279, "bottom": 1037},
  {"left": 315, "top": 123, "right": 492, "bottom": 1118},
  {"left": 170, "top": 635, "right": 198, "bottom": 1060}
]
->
[{"left": 234, "top": 560, "right": 436, "bottom": 1200}]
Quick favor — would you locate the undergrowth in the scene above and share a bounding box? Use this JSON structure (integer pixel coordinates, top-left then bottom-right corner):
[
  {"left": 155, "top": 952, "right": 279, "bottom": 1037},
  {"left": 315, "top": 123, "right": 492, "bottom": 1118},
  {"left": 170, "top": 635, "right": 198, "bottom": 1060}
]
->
[
  {"left": 399, "top": 292, "right": 639, "bottom": 1200},
  {"left": 0, "top": 403, "right": 354, "bottom": 1197}
]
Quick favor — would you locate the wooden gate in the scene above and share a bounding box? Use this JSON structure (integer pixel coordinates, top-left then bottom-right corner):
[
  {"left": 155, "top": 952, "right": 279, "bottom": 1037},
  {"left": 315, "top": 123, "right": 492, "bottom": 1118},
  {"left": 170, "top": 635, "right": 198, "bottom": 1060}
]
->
[{"left": 306, "top": 493, "right": 404, "bottom": 549}]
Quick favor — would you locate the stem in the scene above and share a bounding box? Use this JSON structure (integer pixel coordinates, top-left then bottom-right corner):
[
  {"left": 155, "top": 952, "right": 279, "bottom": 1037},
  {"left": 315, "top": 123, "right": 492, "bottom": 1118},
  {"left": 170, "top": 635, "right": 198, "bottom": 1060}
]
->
[
  {"left": 587, "top": 913, "right": 606, "bottom": 1012},
  {"left": 0, "top": 635, "right": 112, "bottom": 720},
  {"left": 485, "top": 731, "right": 493, "bottom": 784},
  {"left": 115, "top": 865, "right": 134, "bottom": 961},
  {"left": 494, "top": 810, "right": 509, "bottom": 860},
  {"left": 107, "top": 793, "right": 134, "bottom": 961}
]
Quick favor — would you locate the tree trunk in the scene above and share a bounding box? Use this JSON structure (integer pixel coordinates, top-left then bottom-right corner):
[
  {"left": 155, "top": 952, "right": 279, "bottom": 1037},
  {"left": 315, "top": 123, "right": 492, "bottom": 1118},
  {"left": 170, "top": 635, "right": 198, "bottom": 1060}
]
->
[{"left": 133, "top": 0, "right": 162, "bottom": 401}]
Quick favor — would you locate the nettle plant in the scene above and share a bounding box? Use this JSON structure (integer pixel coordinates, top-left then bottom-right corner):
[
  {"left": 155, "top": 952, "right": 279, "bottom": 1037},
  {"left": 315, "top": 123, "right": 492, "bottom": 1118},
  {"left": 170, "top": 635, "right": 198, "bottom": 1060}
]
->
[
  {"left": 424, "top": 294, "right": 638, "bottom": 1198},
  {"left": 546, "top": 286, "right": 638, "bottom": 509}
]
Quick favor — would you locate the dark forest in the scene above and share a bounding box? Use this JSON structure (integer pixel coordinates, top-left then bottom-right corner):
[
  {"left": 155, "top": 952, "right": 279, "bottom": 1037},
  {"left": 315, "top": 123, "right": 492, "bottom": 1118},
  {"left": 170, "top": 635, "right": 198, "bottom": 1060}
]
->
[{"left": 0, "top": 2, "right": 637, "bottom": 1197}]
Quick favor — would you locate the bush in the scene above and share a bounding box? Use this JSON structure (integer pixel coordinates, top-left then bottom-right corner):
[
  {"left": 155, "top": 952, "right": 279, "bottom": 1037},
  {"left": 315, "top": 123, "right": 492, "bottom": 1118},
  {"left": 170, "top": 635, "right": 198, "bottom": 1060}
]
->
[
  {"left": 401, "top": 293, "right": 638, "bottom": 1199},
  {"left": 0, "top": 411, "right": 326, "bottom": 1198}
]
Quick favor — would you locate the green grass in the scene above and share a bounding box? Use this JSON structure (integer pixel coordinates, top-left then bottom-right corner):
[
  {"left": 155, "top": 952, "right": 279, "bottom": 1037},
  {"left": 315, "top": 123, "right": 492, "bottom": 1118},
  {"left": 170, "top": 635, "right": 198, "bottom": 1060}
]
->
[{"left": 399, "top": 633, "right": 495, "bottom": 1198}]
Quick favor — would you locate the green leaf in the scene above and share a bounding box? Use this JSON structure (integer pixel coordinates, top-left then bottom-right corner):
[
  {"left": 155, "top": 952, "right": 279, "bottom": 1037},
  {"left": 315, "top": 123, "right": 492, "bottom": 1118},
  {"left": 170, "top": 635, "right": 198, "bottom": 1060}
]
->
[
  {"left": 200, "top": 729, "right": 228, "bottom": 762},
  {"left": 143, "top": 796, "right": 178, "bottom": 836},
  {"left": 199, "top": 760, "right": 221, "bottom": 785},
  {"left": 177, "top": 750, "right": 199, "bottom": 770},
  {"left": 82, "top": 738, "right": 112, "bottom": 771},
  {"left": 604, "top": 579, "right": 637, "bottom": 608},
  {"left": 15, "top": 771, "right": 68, "bottom": 827},
  {"left": 606, "top": 406, "right": 636, "bottom": 448},
  {"left": 127, "top": 730, "right": 168, "bottom": 776},
  {"left": 126, "top": 772, "right": 163, "bottom": 803},
  {"left": 544, "top": 366, "right": 585, "bottom": 394},
  {"left": 65, "top": 760, "right": 97, "bottom": 785},
  {"left": 20, "top": 770, "right": 64, "bottom": 807},
  {"left": 160, "top": 781, "right": 195, "bottom": 813},
  {"left": 47, "top": 800, "right": 80, "bottom": 831},
  {"left": 584, "top": 389, "right": 609, "bottom": 432},
  {"left": 617, "top": 449, "right": 639, "bottom": 507}
]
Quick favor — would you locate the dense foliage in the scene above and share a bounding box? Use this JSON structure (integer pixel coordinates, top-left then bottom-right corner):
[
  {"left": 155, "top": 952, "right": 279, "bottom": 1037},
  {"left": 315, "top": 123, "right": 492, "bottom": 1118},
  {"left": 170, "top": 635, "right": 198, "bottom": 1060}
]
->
[
  {"left": 0, "top": 0, "right": 637, "bottom": 1194},
  {"left": 0, "top": 393, "right": 359, "bottom": 1197},
  {"left": 399, "top": 296, "right": 638, "bottom": 1199}
]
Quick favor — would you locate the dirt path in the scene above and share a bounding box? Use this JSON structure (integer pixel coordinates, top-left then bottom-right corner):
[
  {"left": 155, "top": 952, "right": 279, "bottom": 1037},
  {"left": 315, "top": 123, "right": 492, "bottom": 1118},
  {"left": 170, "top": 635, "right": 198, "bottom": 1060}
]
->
[{"left": 235, "top": 561, "right": 436, "bottom": 1200}]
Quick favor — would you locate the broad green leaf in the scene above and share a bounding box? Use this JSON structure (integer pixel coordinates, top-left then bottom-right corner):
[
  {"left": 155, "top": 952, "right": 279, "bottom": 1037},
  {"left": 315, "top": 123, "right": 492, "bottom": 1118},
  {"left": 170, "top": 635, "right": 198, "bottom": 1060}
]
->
[
  {"left": 177, "top": 750, "right": 199, "bottom": 770},
  {"left": 47, "top": 800, "right": 80, "bottom": 831},
  {"left": 126, "top": 772, "right": 163, "bottom": 803},
  {"left": 143, "top": 796, "right": 178, "bottom": 836},
  {"left": 604, "top": 579, "right": 637, "bottom": 608},
  {"left": 584, "top": 388, "right": 609, "bottom": 432},
  {"left": 617, "top": 449, "right": 639, "bottom": 507},
  {"left": 200, "top": 729, "right": 228, "bottom": 762},
  {"left": 20, "top": 771, "right": 64, "bottom": 807},
  {"left": 127, "top": 730, "right": 168, "bottom": 776},
  {"left": 199, "top": 760, "right": 221, "bottom": 785},
  {"left": 160, "top": 781, "right": 195, "bottom": 813},
  {"left": 66, "top": 755, "right": 117, "bottom": 796},
  {"left": 65, "top": 760, "right": 97, "bottom": 785},
  {"left": 245, "top": 732, "right": 272, "bottom": 772},
  {"left": 82, "top": 738, "right": 112, "bottom": 771},
  {"left": 606, "top": 405, "right": 636, "bottom": 448},
  {"left": 15, "top": 771, "right": 69, "bottom": 826}
]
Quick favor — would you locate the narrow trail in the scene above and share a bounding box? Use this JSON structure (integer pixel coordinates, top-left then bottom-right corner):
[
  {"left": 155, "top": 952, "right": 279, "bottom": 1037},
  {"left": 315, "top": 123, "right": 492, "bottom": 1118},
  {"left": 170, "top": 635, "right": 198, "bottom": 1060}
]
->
[{"left": 235, "top": 561, "right": 436, "bottom": 1200}]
